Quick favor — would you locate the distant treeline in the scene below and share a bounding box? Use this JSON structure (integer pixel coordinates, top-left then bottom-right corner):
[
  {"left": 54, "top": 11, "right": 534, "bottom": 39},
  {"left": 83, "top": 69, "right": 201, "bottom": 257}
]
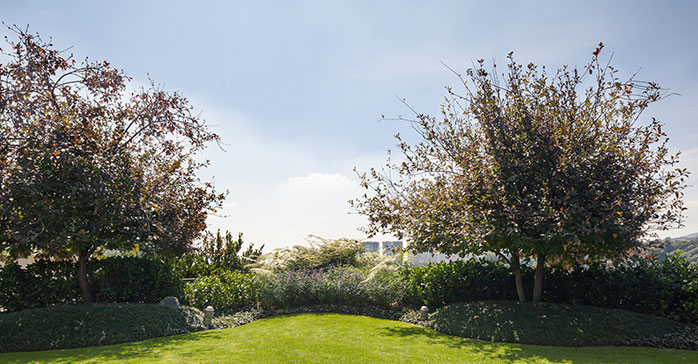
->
[{"left": 656, "top": 234, "right": 698, "bottom": 264}]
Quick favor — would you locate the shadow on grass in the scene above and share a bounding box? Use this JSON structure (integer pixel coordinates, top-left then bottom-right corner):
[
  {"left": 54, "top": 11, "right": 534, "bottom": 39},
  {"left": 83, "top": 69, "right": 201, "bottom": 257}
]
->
[
  {"left": 378, "top": 325, "right": 585, "bottom": 363},
  {"left": 3, "top": 330, "right": 224, "bottom": 364}
]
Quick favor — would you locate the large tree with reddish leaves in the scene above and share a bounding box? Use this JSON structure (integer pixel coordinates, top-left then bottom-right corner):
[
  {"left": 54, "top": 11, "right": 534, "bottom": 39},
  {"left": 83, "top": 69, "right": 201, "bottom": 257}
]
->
[
  {"left": 353, "top": 44, "right": 688, "bottom": 302},
  {"left": 0, "top": 26, "right": 225, "bottom": 303}
]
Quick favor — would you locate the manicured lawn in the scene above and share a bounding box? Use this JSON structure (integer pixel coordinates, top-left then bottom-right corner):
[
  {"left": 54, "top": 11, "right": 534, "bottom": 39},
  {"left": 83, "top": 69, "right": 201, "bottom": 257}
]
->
[{"left": 2, "top": 313, "right": 697, "bottom": 364}]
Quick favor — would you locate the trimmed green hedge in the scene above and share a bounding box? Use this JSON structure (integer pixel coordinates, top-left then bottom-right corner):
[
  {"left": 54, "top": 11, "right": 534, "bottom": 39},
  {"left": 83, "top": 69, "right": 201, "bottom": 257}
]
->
[
  {"left": 402, "top": 254, "right": 698, "bottom": 324},
  {"left": 0, "top": 257, "right": 182, "bottom": 311},
  {"left": 0, "top": 304, "right": 204, "bottom": 353},
  {"left": 91, "top": 256, "right": 183, "bottom": 304},
  {"left": 0, "top": 260, "right": 79, "bottom": 311}
]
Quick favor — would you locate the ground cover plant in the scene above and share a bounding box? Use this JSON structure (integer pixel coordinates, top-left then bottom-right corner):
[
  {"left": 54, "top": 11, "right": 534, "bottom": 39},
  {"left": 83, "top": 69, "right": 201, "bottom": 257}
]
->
[
  {"left": 429, "top": 301, "right": 698, "bottom": 350},
  {"left": 0, "top": 304, "right": 204, "bottom": 353},
  {"left": 1, "top": 313, "right": 697, "bottom": 364}
]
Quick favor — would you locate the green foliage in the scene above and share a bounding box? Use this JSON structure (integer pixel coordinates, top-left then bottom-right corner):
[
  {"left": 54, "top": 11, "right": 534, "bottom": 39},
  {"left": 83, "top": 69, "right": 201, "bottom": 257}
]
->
[
  {"left": 402, "top": 253, "right": 698, "bottom": 325},
  {"left": 354, "top": 44, "right": 688, "bottom": 301},
  {"left": 3, "top": 309, "right": 698, "bottom": 361},
  {"left": 254, "top": 266, "right": 405, "bottom": 310},
  {"left": 544, "top": 253, "right": 698, "bottom": 324},
  {"left": 251, "top": 236, "right": 367, "bottom": 272},
  {"left": 181, "top": 271, "right": 255, "bottom": 311},
  {"left": 0, "top": 257, "right": 182, "bottom": 312},
  {"left": 429, "top": 301, "right": 698, "bottom": 350},
  {"left": 91, "top": 256, "right": 183, "bottom": 304},
  {"left": 401, "top": 259, "right": 516, "bottom": 307},
  {"left": 175, "top": 230, "right": 263, "bottom": 277},
  {"left": 0, "top": 260, "right": 79, "bottom": 311},
  {"left": 655, "top": 234, "right": 698, "bottom": 264},
  {"left": 0, "top": 26, "right": 224, "bottom": 303},
  {"left": 0, "top": 304, "right": 203, "bottom": 353}
]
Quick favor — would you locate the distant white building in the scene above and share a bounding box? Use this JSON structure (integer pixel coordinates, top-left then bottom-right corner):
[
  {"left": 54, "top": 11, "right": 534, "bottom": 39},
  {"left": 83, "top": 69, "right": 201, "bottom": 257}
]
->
[
  {"left": 362, "top": 241, "right": 380, "bottom": 253},
  {"left": 361, "top": 240, "right": 499, "bottom": 266},
  {"left": 381, "top": 241, "right": 403, "bottom": 255},
  {"left": 362, "top": 241, "right": 404, "bottom": 256}
]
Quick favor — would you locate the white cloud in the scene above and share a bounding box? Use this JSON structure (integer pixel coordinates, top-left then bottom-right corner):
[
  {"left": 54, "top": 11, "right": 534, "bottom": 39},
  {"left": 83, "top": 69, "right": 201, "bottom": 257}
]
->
[{"left": 207, "top": 172, "right": 395, "bottom": 251}]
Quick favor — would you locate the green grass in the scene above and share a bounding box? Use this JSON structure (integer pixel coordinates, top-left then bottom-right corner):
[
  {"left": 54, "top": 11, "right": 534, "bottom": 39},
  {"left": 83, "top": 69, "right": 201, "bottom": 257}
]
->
[
  {"left": 1, "top": 313, "right": 697, "bottom": 364},
  {"left": 431, "top": 301, "right": 698, "bottom": 348}
]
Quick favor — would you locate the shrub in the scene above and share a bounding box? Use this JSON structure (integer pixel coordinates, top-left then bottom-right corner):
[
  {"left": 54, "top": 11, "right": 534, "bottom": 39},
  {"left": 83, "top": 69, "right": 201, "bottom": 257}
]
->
[
  {"left": 0, "top": 257, "right": 182, "bottom": 312},
  {"left": 402, "top": 253, "right": 698, "bottom": 324},
  {"left": 401, "top": 259, "right": 517, "bottom": 307},
  {"left": 0, "top": 260, "right": 79, "bottom": 311},
  {"left": 174, "top": 230, "right": 264, "bottom": 278},
  {"left": 0, "top": 304, "right": 204, "bottom": 352},
  {"left": 91, "top": 256, "right": 183, "bottom": 304},
  {"left": 255, "top": 266, "right": 404, "bottom": 310},
  {"left": 182, "top": 271, "right": 255, "bottom": 311}
]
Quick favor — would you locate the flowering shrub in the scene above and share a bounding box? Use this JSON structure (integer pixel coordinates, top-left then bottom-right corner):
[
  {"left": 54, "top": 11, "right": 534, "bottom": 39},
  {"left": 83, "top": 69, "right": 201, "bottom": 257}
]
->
[
  {"left": 255, "top": 266, "right": 405, "bottom": 310},
  {"left": 182, "top": 271, "right": 255, "bottom": 310}
]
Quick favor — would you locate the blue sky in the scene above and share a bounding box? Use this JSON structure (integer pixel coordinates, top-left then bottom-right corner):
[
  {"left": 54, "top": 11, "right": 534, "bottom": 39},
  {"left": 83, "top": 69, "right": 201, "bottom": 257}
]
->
[{"left": 4, "top": 1, "right": 698, "bottom": 250}]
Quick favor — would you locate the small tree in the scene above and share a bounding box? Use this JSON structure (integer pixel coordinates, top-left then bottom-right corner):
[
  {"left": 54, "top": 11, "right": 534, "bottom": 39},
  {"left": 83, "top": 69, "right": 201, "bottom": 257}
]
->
[
  {"left": 0, "top": 26, "right": 225, "bottom": 303},
  {"left": 176, "top": 230, "right": 264, "bottom": 277},
  {"left": 352, "top": 43, "right": 688, "bottom": 302}
]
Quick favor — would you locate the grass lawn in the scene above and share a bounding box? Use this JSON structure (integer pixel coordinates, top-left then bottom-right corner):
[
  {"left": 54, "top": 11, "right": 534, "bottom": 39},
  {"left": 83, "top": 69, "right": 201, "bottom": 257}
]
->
[{"left": 2, "top": 313, "right": 697, "bottom": 364}]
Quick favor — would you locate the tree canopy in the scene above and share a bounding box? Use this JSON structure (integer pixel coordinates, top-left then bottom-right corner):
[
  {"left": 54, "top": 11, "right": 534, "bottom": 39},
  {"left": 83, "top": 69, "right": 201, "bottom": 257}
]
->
[
  {"left": 0, "top": 26, "right": 225, "bottom": 303},
  {"left": 353, "top": 44, "right": 688, "bottom": 301}
]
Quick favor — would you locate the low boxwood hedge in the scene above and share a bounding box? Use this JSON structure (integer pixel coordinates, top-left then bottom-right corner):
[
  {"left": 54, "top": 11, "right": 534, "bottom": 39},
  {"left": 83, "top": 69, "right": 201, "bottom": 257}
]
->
[{"left": 0, "top": 304, "right": 204, "bottom": 353}]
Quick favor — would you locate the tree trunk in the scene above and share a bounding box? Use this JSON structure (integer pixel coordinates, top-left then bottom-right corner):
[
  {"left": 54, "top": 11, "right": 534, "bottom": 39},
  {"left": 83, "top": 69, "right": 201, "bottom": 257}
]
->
[
  {"left": 532, "top": 252, "right": 545, "bottom": 302},
  {"left": 77, "top": 251, "right": 93, "bottom": 304},
  {"left": 511, "top": 251, "right": 527, "bottom": 302}
]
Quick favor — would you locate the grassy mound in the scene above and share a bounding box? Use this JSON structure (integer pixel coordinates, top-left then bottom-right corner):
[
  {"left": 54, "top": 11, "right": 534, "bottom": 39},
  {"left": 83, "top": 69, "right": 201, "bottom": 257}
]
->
[
  {"left": 430, "top": 301, "right": 698, "bottom": 349},
  {"left": 0, "top": 304, "right": 204, "bottom": 353}
]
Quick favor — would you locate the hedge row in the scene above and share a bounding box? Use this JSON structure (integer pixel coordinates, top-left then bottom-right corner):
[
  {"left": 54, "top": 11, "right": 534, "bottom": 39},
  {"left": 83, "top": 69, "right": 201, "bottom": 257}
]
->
[
  {"left": 4, "top": 253, "right": 698, "bottom": 326},
  {"left": 402, "top": 254, "right": 698, "bottom": 324},
  {"left": 0, "top": 256, "right": 182, "bottom": 312}
]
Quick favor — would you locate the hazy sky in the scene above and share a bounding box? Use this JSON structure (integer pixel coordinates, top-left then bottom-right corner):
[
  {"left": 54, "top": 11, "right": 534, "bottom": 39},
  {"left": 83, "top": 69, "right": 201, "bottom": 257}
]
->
[{"left": 4, "top": 1, "right": 698, "bottom": 251}]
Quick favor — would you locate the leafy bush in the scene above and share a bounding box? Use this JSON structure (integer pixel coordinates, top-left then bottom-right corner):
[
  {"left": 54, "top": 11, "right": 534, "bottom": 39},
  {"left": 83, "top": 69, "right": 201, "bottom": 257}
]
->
[
  {"left": 182, "top": 271, "right": 255, "bottom": 310},
  {"left": 401, "top": 259, "right": 517, "bottom": 307},
  {"left": 402, "top": 253, "right": 698, "bottom": 324},
  {"left": 0, "top": 260, "right": 79, "bottom": 311},
  {"left": 255, "top": 266, "right": 405, "bottom": 310},
  {"left": 174, "top": 230, "right": 263, "bottom": 278},
  {"left": 0, "top": 257, "right": 182, "bottom": 311},
  {"left": 543, "top": 253, "right": 698, "bottom": 324},
  {"left": 0, "top": 304, "right": 204, "bottom": 352},
  {"left": 91, "top": 256, "right": 183, "bottom": 304}
]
